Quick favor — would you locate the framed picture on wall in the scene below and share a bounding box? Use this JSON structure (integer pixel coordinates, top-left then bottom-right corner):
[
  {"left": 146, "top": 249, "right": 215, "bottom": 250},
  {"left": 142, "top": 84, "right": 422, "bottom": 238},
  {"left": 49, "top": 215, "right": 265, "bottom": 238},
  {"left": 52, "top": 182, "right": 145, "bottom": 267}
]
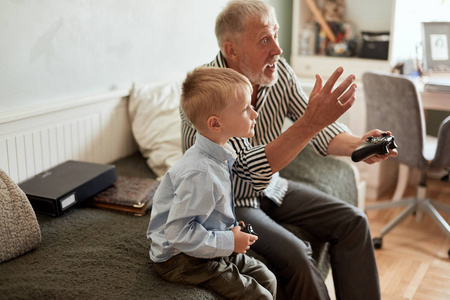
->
[{"left": 422, "top": 22, "right": 450, "bottom": 72}]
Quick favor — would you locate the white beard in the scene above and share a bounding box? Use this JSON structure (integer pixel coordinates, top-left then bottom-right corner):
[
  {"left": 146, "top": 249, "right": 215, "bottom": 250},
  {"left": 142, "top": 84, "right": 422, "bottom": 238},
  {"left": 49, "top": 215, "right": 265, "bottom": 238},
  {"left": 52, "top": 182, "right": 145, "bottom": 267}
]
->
[{"left": 240, "top": 54, "right": 279, "bottom": 87}]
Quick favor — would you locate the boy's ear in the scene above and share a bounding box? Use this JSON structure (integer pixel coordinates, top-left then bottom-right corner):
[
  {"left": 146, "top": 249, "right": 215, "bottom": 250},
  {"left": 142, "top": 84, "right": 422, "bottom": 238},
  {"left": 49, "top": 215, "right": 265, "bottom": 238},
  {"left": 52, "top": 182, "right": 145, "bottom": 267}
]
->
[{"left": 207, "top": 116, "right": 222, "bottom": 132}]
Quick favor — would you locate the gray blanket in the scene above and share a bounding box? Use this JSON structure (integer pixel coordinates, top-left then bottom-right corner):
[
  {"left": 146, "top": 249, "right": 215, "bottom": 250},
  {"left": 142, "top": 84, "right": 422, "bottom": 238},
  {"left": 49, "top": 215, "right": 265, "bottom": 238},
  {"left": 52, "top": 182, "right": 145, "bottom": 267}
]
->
[
  {"left": 0, "top": 144, "right": 357, "bottom": 299},
  {"left": 0, "top": 206, "right": 222, "bottom": 300}
]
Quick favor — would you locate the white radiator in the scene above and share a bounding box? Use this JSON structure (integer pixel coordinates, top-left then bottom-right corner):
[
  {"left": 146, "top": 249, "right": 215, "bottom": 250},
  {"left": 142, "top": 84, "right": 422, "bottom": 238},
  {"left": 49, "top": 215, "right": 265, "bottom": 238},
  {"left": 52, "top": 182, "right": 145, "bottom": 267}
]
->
[{"left": 0, "top": 89, "right": 138, "bottom": 184}]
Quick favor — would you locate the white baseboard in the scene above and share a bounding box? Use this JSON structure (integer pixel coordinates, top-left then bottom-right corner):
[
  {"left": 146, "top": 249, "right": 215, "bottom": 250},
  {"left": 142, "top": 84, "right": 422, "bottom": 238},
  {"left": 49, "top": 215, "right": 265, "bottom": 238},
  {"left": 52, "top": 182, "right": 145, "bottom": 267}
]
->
[{"left": 0, "top": 89, "right": 138, "bottom": 184}]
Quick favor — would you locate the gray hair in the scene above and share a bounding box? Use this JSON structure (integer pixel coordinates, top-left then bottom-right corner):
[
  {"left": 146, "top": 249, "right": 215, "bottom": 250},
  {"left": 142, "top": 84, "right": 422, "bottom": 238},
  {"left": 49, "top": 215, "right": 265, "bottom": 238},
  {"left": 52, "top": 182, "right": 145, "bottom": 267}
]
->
[{"left": 215, "top": 0, "right": 277, "bottom": 51}]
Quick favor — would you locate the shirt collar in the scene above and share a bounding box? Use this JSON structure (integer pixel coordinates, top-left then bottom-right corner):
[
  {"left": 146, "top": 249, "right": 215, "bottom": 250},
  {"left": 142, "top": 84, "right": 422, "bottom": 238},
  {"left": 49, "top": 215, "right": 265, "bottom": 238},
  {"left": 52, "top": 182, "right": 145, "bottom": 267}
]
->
[
  {"left": 195, "top": 132, "right": 236, "bottom": 165},
  {"left": 215, "top": 52, "right": 227, "bottom": 69}
]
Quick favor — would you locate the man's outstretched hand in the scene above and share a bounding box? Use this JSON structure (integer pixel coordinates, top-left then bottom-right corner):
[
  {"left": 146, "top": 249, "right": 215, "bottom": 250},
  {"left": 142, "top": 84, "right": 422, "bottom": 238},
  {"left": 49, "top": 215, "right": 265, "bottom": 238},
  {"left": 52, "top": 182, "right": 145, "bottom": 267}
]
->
[{"left": 304, "top": 67, "right": 357, "bottom": 132}]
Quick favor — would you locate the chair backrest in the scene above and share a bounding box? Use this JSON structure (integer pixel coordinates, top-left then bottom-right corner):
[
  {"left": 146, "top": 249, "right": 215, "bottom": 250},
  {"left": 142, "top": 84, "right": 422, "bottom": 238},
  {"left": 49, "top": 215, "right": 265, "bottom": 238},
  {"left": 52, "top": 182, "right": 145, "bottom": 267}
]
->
[
  {"left": 429, "top": 116, "right": 450, "bottom": 171},
  {"left": 362, "top": 71, "right": 429, "bottom": 169}
]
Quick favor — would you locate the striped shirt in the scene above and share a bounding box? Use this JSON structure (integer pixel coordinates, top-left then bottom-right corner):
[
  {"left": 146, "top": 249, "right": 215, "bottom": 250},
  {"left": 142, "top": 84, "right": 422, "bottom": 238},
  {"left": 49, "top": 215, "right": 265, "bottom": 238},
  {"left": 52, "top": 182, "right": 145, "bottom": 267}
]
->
[{"left": 181, "top": 52, "right": 349, "bottom": 208}]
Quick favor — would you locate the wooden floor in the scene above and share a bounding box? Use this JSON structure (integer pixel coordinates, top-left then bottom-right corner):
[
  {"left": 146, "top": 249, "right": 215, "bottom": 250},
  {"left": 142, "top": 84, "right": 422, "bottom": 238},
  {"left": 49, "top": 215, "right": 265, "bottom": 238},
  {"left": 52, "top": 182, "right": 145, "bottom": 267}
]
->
[{"left": 326, "top": 176, "right": 450, "bottom": 300}]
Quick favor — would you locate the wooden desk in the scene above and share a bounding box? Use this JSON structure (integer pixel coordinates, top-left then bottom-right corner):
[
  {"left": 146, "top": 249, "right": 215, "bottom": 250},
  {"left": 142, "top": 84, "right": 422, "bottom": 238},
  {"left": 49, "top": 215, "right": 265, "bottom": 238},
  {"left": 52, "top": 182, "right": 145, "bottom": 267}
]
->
[
  {"left": 418, "top": 75, "right": 450, "bottom": 112},
  {"left": 421, "top": 90, "right": 450, "bottom": 111}
]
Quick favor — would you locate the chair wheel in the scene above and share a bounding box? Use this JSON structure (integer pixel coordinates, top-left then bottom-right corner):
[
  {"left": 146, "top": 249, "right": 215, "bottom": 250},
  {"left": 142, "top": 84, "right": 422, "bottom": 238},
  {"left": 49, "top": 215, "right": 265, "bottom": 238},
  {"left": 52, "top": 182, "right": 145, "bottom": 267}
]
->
[{"left": 373, "top": 237, "right": 383, "bottom": 249}]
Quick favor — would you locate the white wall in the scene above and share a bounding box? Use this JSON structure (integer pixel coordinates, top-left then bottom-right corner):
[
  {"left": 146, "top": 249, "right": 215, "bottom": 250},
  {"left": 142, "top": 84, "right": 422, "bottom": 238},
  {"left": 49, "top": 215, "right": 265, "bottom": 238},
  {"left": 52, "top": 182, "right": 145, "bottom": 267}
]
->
[
  {"left": 0, "top": 0, "right": 295, "bottom": 183},
  {"left": 0, "top": 0, "right": 228, "bottom": 182},
  {"left": 0, "top": 0, "right": 228, "bottom": 114},
  {"left": 0, "top": 0, "right": 294, "bottom": 117}
]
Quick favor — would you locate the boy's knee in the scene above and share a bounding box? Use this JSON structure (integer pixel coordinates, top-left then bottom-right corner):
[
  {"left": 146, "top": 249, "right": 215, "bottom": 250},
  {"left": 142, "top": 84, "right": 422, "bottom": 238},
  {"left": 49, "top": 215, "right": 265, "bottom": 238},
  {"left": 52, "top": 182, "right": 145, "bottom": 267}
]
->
[
  {"left": 249, "top": 259, "right": 277, "bottom": 298},
  {"left": 263, "top": 270, "right": 277, "bottom": 298},
  {"left": 242, "top": 283, "right": 274, "bottom": 300}
]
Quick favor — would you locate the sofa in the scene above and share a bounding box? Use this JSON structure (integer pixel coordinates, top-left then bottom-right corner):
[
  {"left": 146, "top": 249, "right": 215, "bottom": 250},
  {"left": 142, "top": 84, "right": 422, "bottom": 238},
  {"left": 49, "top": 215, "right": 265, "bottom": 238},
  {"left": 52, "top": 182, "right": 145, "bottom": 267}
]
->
[{"left": 0, "top": 79, "right": 360, "bottom": 299}]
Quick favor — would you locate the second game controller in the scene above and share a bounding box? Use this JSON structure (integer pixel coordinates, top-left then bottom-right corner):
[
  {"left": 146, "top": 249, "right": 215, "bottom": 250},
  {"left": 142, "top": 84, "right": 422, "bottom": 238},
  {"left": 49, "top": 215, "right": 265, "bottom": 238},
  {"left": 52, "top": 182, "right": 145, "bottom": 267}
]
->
[{"left": 351, "top": 133, "right": 398, "bottom": 162}]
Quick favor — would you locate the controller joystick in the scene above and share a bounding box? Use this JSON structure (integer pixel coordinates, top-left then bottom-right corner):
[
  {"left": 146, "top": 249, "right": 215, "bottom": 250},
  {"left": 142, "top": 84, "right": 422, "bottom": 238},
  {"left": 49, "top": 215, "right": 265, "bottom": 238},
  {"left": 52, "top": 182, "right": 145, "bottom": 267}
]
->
[
  {"left": 351, "top": 134, "right": 398, "bottom": 162},
  {"left": 241, "top": 223, "right": 258, "bottom": 236}
]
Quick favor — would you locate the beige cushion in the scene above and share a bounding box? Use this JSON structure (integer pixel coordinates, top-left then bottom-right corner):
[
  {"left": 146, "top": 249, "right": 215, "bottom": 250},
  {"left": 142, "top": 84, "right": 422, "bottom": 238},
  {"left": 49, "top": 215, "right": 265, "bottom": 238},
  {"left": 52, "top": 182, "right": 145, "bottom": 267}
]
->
[
  {"left": 0, "top": 169, "right": 41, "bottom": 263},
  {"left": 128, "top": 77, "right": 184, "bottom": 179}
]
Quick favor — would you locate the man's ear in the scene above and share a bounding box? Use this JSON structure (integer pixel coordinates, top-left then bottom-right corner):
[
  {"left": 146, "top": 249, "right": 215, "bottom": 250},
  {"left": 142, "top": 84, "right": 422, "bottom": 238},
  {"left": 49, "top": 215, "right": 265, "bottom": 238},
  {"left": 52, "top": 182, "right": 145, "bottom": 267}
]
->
[
  {"left": 207, "top": 116, "right": 222, "bottom": 132},
  {"left": 223, "top": 41, "right": 238, "bottom": 62}
]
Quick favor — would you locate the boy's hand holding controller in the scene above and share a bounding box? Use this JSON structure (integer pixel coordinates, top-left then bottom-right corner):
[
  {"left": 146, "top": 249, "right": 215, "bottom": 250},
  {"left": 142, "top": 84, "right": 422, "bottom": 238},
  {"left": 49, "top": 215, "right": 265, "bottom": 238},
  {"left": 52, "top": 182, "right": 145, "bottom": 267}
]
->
[{"left": 232, "top": 221, "right": 258, "bottom": 254}]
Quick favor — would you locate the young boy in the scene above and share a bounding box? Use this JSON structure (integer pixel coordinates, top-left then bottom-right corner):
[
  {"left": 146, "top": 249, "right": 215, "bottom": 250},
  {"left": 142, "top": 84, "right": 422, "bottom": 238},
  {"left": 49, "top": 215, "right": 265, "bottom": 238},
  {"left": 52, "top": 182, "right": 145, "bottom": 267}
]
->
[{"left": 147, "top": 67, "right": 277, "bottom": 300}]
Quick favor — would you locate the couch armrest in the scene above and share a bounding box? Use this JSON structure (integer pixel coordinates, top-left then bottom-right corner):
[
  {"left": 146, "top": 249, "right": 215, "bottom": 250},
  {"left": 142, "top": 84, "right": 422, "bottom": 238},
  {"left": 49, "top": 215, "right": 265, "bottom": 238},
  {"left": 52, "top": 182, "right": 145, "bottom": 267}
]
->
[
  {"left": 280, "top": 143, "right": 359, "bottom": 207},
  {"left": 331, "top": 156, "right": 366, "bottom": 211}
]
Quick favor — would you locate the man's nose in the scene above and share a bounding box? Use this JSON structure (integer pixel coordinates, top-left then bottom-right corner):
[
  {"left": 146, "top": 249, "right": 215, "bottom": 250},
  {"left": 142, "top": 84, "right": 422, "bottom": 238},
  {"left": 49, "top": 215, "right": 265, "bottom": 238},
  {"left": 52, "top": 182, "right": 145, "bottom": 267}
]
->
[{"left": 272, "top": 41, "right": 283, "bottom": 56}]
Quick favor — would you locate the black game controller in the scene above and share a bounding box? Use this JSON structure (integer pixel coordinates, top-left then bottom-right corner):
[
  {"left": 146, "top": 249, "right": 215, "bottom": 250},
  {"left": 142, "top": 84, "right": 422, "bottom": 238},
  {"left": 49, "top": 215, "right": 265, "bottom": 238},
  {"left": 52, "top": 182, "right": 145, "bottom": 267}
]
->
[
  {"left": 241, "top": 224, "right": 258, "bottom": 236},
  {"left": 351, "top": 133, "right": 398, "bottom": 162}
]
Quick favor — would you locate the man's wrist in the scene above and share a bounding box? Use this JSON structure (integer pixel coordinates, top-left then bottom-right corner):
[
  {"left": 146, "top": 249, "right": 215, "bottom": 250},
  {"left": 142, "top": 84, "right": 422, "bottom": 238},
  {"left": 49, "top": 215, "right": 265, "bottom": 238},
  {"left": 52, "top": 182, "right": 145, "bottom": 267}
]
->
[
  {"left": 328, "top": 132, "right": 361, "bottom": 156},
  {"left": 291, "top": 117, "right": 323, "bottom": 139}
]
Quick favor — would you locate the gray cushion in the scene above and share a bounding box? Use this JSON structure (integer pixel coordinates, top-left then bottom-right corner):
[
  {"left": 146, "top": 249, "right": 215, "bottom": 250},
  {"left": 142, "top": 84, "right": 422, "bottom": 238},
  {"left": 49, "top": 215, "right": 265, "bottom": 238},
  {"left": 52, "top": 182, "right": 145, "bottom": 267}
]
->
[{"left": 0, "top": 169, "right": 41, "bottom": 263}]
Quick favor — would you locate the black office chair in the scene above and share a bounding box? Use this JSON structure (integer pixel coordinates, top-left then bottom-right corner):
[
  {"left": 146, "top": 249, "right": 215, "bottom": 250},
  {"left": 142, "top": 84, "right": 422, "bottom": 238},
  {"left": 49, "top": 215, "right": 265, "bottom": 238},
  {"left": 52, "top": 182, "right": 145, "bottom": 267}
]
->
[{"left": 362, "top": 71, "right": 450, "bottom": 258}]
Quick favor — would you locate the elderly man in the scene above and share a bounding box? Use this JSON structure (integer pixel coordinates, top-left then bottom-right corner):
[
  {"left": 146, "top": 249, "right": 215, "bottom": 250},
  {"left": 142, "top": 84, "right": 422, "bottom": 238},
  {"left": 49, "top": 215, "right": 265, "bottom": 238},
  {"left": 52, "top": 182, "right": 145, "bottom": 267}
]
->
[{"left": 181, "top": 1, "right": 396, "bottom": 299}]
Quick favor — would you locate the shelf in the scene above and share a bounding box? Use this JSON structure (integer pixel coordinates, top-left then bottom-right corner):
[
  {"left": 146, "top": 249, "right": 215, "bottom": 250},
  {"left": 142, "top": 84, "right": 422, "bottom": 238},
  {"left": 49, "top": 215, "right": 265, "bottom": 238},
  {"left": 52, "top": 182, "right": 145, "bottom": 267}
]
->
[
  {"left": 290, "top": 0, "right": 395, "bottom": 80},
  {"left": 291, "top": 55, "right": 391, "bottom": 79}
]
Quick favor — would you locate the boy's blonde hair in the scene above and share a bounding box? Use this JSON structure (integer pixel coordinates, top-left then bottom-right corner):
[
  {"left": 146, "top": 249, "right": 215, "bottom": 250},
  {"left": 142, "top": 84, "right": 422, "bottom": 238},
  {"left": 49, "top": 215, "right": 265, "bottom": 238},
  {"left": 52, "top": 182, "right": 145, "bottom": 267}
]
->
[
  {"left": 215, "top": 0, "right": 277, "bottom": 52},
  {"left": 181, "top": 67, "right": 252, "bottom": 131}
]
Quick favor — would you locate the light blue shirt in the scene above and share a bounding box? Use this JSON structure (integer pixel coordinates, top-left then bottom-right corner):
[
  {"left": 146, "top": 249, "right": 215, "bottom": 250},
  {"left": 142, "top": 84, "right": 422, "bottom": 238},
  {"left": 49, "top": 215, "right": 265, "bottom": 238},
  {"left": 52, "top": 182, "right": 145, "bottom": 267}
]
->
[{"left": 147, "top": 133, "right": 237, "bottom": 263}]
